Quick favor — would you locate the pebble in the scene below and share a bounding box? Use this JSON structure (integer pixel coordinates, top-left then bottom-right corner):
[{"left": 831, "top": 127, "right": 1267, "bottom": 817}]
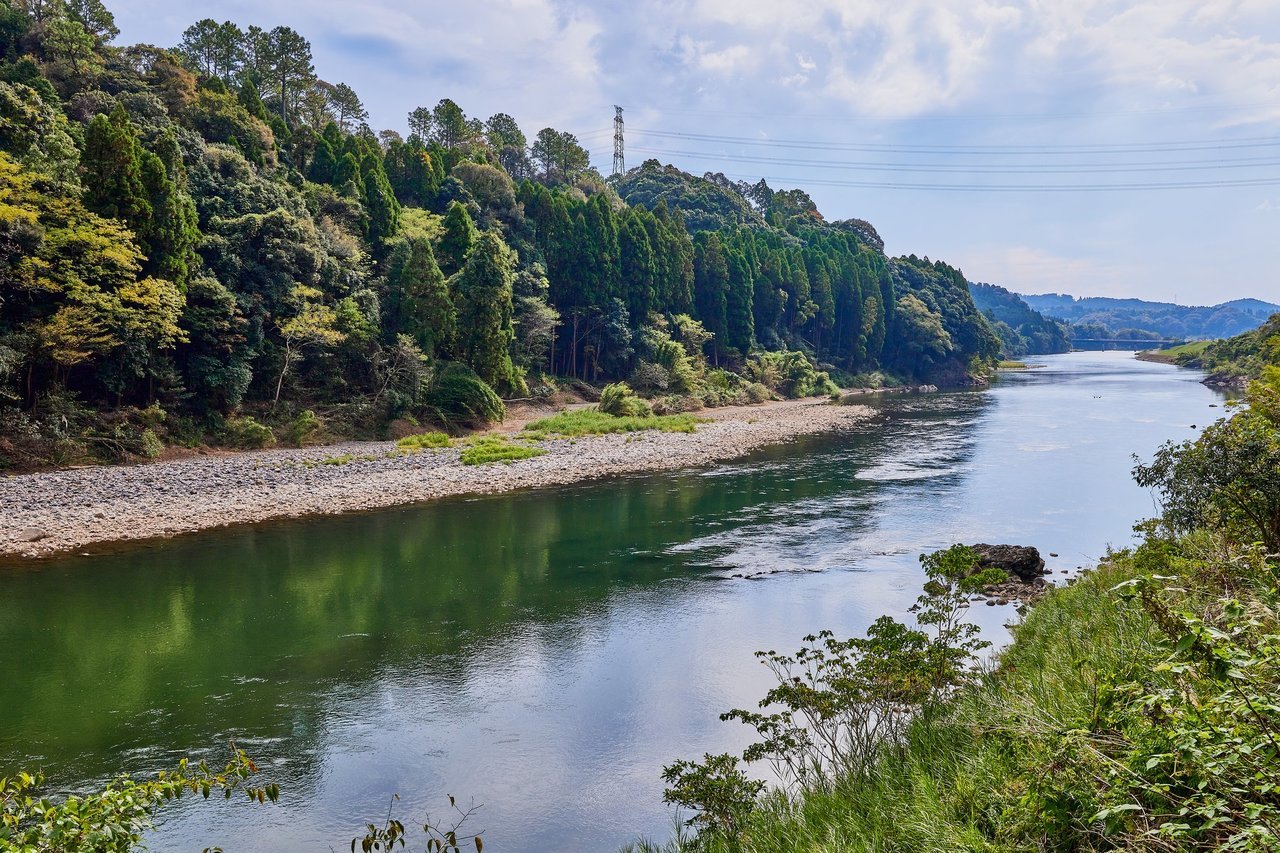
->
[{"left": 0, "top": 400, "right": 873, "bottom": 559}]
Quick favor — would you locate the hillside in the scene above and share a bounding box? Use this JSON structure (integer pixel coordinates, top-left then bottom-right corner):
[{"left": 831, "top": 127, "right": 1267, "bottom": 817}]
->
[
  {"left": 0, "top": 12, "right": 1003, "bottom": 469},
  {"left": 968, "top": 282, "right": 1070, "bottom": 356},
  {"left": 1183, "top": 312, "right": 1280, "bottom": 386},
  {"left": 1021, "top": 293, "right": 1280, "bottom": 340}
]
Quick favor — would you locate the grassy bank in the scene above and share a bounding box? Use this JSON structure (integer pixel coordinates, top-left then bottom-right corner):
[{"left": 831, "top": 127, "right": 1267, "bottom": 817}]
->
[
  {"left": 1137, "top": 340, "right": 1214, "bottom": 365},
  {"left": 647, "top": 528, "right": 1279, "bottom": 852}
]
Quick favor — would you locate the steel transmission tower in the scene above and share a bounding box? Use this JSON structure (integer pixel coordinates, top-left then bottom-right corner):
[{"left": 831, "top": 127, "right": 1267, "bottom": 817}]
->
[{"left": 612, "top": 106, "right": 625, "bottom": 176}]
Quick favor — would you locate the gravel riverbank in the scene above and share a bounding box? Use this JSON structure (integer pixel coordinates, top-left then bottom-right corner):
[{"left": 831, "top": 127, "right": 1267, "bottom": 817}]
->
[{"left": 1, "top": 398, "right": 874, "bottom": 560}]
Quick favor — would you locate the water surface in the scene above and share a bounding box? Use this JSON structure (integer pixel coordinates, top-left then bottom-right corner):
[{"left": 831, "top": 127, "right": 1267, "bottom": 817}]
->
[{"left": 0, "top": 352, "right": 1221, "bottom": 850}]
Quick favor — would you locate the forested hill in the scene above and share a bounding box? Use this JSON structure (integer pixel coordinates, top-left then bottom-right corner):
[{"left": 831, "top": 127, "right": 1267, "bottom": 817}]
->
[
  {"left": 0, "top": 0, "right": 999, "bottom": 468},
  {"left": 967, "top": 282, "right": 1070, "bottom": 356},
  {"left": 1021, "top": 293, "right": 1280, "bottom": 341}
]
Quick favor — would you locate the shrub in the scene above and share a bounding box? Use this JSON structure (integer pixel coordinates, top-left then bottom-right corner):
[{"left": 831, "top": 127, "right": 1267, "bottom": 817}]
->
[
  {"left": 396, "top": 431, "right": 453, "bottom": 450},
  {"left": 459, "top": 435, "right": 547, "bottom": 465},
  {"left": 629, "top": 360, "right": 670, "bottom": 393},
  {"left": 424, "top": 362, "right": 505, "bottom": 428},
  {"left": 744, "top": 382, "right": 772, "bottom": 404},
  {"left": 287, "top": 409, "right": 322, "bottom": 447},
  {"left": 653, "top": 394, "right": 704, "bottom": 415},
  {"left": 223, "top": 416, "right": 276, "bottom": 449},
  {"left": 598, "top": 382, "right": 652, "bottom": 418},
  {"left": 139, "top": 428, "right": 163, "bottom": 460},
  {"left": 748, "top": 351, "right": 839, "bottom": 399}
]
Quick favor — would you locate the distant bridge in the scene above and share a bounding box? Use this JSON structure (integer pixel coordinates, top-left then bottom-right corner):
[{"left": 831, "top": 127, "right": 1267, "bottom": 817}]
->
[{"left": 1071, "top": 338, "right": 1187, "bottom": 350}]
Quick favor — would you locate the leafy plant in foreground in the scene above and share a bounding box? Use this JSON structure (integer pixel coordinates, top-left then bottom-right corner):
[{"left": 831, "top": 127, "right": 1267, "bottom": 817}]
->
[
  {"left": 0, "top": 748, "right": 276, "bottom": 852},
  {"left": 662, "top": 546, "right": 1002, "bottom": 839}
]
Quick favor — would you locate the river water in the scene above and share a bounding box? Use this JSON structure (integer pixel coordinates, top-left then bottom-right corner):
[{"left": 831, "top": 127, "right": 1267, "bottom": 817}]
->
[{"left": 0, "top": 352, "right": 1222, "bottom": 851}]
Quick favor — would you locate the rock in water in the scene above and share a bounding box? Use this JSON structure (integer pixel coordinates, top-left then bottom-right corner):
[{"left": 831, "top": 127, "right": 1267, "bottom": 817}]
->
[{"left": 970, "top": 544, "right": 1047, "bottom": 582}]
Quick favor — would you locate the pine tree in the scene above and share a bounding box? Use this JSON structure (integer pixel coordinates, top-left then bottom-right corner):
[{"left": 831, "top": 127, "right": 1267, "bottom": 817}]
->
[
  {"left": 438, "top": 201, "right": 477, "bottom": 276},
  {"left": 81, "top": 104, "right": 150, "bottom": 227},
  {"left": 619, "top": 213, "right": 655, "bottom": 327},
  {"left": 398, "top": 238, "right": 454, "bottom": 358},
  {"left": 693, "top": 231, "right": 729, "bottom": 353},
  {"left": 451, "top": 231, "right": 517, "bottom": 391}
]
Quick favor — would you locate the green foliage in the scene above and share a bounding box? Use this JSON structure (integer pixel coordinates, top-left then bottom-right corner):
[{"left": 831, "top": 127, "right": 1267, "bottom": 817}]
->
[
  {"left": 662, "top": 545, "right": 993, "bottom": 843},
  {"left": 1196, "top": 313, "right": 1280, "bottom": 382},
  {"left": 1135, "top": 403, "right": 1280, "bottom": 552},
  {"left": 459, "top": 435, "right": 546, "bottom": 466},
  {"left": 597, "top": 382, "right": 652, "bottom": 417},
  {"left": 139, "top": 426, "right": 162, "bottom": 459},
  {"left": 424, "top": 362, "right": 505, "bottom": 429},
  {"left": 0, "top": 749, "right": 276, "bottom": 852},
  {"left": 222, "top": 415, "right": 275, "bottom": 449},
  {"left": 396, "top": 430, "right": 452, "bottom": 450},
  {"left": 661, "top": 754, "right": 764, "bottom": 839},
  {"left": 746, "top": 351, "right": 838, "bottom": 398},
  {"left": 969, "top": 281, "right": 1070, "bottom": 357},
  {"left": 451, "top": 230, "right": 518, "bottom": 392},
  {"left": 286, "top": 408, "right": 321, "bottom": 446},
  {"left": 526, "top": 408, "right": 700, "bottom": 437}
]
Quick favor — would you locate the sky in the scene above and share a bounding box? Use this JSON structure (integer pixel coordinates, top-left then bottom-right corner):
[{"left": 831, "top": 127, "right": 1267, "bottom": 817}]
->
[{"left": 110, "top": 0, "right": 1280, "bottom": 306}]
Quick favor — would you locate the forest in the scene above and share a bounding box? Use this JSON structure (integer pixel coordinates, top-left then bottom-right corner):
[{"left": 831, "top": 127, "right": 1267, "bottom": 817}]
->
[
  {"left": 0, "top": 0, "right": 1000, "bottom": 468},
  {"left": 967, "top": 281, "right": 1070, "bottom": 357}
]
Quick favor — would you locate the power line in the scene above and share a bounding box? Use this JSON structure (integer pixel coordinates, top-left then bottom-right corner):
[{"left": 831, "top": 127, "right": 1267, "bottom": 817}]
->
[
  {"left": 620, "top": 99, "right": 1280, "bottom": 123},
  {"left": 713, "top": 171, "right": 1280, "bottom": 192},
  {"left": 627, "top": 145, "right": 1280, "bottom": 175},
  {"left": 630, "top": 128, "right": 1280, "bottom": 155}
]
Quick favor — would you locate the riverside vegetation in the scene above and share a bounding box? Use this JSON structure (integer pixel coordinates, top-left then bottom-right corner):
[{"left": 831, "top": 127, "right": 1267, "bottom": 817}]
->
[{"left": 0, "top": 0, "right": 1004, "bottom": 471}]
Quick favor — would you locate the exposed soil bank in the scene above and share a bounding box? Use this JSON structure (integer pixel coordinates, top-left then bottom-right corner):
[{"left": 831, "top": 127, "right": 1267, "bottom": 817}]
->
[{"left": 1, "top": 398, "right": 874, "bottom": 560}]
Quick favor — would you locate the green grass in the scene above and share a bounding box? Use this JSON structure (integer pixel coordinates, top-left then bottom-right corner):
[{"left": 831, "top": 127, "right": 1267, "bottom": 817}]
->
[
  {"left": 997, "top": 360, "right": 1030, "bottom": 369},
  {"left": 396, "top": 431, "right": 453, "bottom": 450},
  {"left": 1160, "top": 339, "right": 1213, "bottom": 359},
  {"left": 525, "top": 408, "right": 704, "bottom": 437},
  {"left": 458, "top": 435, "right": 548, "bottom": 466}
]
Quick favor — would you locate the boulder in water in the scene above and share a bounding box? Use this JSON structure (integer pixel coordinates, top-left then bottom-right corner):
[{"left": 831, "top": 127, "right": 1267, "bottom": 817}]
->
[{"left": 969, "top": 544, "right": 1047, "bottom": 582}]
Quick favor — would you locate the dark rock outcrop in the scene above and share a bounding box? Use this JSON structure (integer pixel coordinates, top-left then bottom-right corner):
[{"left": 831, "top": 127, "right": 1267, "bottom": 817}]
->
[{"left": 970, "top": 544, "right": 1048, "bottom": 582}]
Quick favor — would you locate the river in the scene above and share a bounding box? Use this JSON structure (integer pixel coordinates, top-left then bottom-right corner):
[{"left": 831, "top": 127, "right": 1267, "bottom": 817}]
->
[{"left": 0, "top": 352, "right": 1222, "bottom": 851}]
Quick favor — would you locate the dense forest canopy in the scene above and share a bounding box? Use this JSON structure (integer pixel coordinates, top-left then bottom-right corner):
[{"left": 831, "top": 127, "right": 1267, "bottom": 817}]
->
[
  {"left": 968, "top": 282, "right": 1070, "bottom": 357},
  {"left": 0, "top": 0, "right": 1005, "bottom": 466}
]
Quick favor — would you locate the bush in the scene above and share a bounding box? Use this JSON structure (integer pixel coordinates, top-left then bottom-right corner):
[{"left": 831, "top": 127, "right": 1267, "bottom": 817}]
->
[
  {"left": 748, "top": 351, "right": 839, "bottom": 399},
  {"left": 424, "top": 362, "right": 505, "bottom": 428},
  {"left": 744, "top": 382, "right": 772, "bottom": 404},
  {"left": 459, "top": 435, "right": 547, "bottom": 465},
  {"left": 653, "top": 394, "right": 705, "bottom": 415},
  {"left": 598, "top": 382, "right": 652, "bottom": 418},
  {"left": 139, "top": 428, "right": 163, "bottom": 460},
  {"left": 286, "top": 409, "right": 322, "bottom": 447},
  {"left": 396, "top": 431, "right": 453, "bottom": 450},
  {"left": 629, "top": 360, "right": 671, "bottom": 393},
  {"left": 222, "top": 416, "right": 276, "bottom": 449}
]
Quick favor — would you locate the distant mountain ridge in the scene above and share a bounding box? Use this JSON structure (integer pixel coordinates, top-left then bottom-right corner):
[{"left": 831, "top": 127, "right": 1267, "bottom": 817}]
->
[{"left": 1018, "top": 293, "right": 1280, "bottom": 341}]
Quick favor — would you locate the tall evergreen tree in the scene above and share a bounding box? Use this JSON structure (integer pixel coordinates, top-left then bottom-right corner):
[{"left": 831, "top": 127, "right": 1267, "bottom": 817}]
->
[
  {"left": 81, "top": 104, "right": 150, "bottom": 227},
  {"left": 452, "top": 231, "right": 517, "bottom": 391},
  {"left": 397, "top": 238, "right": 455, "bottom": 359},
  {"left": 438, "top": 201, "right": 477, "bottom": 276}
]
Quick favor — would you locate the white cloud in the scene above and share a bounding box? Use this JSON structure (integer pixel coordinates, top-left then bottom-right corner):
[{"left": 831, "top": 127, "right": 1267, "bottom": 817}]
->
[{"left": 947, "top": 246, "right": 1142, "bottom": 296}]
